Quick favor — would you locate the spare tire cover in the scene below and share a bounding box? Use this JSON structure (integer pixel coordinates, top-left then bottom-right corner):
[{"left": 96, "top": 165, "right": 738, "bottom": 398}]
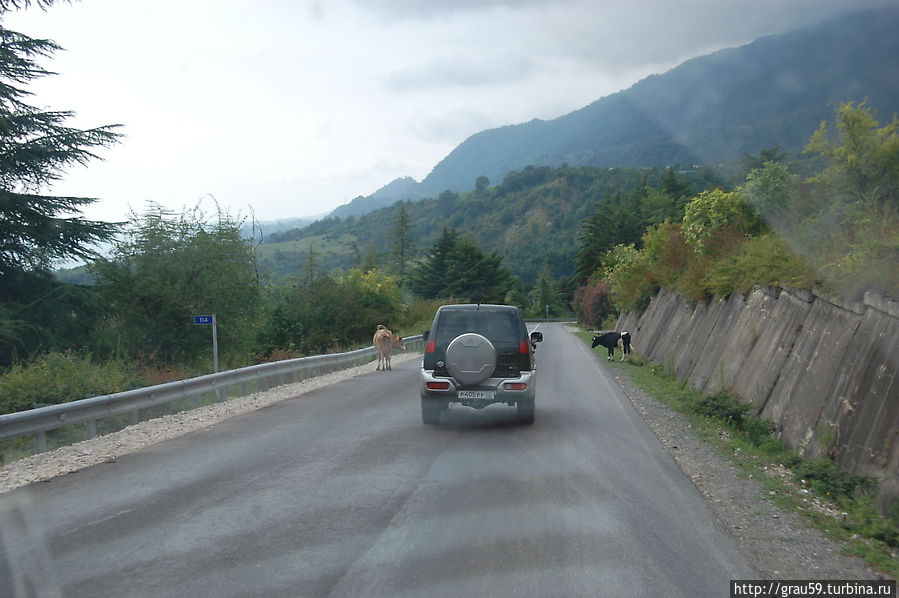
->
[{"left": 445, "top": 333, "right": 497, "bottom": 386}]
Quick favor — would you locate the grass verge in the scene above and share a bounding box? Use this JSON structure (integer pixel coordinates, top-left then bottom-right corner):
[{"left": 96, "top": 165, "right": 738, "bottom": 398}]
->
[{"left": 575, "top": 329, "right": 899, "bottom": 578}]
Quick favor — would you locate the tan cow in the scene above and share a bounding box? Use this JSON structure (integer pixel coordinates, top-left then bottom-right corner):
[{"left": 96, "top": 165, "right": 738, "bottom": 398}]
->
[{"left": 373, "top": 324, "right": 405, "bottom": 371}]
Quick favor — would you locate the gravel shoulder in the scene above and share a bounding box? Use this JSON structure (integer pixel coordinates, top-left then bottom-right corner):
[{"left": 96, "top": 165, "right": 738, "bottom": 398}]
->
[
  {"left": 0, "top": 347, "right": 884, "bottom": 579},
  {"left": 607, "top": 361, "right": 882, "bottom": 579}
]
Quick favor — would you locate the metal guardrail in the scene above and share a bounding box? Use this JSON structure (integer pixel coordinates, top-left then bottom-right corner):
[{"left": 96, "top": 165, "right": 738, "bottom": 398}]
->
[
  {"left": 529, "top": 318, "right": 576, "bottom": 323},
  {"left": 0, "top": 335, "right": 424, "bottom": 452}
]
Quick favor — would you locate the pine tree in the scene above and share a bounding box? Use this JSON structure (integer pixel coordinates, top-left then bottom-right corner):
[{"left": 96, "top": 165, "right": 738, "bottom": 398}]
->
[
  {"left": 409, "top": 228, "right": 512, "bottom": 303},
  {"left": 0, "top": 5, "right": 122, "bottom": 277},
  {"left": 408, "top": 227, "right": 458, "bottom": 298},
  {"left": 0, "top": 2, "right": 122, "bottom": 362},
  {"left": 391, "top": 204, "right": 412, "bottom": 279}
]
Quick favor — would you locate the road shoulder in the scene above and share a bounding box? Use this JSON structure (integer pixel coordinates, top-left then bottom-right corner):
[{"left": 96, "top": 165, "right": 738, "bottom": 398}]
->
[{"left": 605, "top": 362, "right": 881, "bottom": 579}]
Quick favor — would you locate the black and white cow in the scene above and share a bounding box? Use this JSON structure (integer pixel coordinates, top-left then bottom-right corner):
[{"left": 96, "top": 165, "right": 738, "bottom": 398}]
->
[{"left": 592, "top": 330, "right": 632, "bottom": 361}]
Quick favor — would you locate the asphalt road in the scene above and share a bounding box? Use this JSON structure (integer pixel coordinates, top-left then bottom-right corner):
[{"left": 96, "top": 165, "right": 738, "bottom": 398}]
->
[{"left": 0, "top": 323, "right": 754, "bottom": 598}]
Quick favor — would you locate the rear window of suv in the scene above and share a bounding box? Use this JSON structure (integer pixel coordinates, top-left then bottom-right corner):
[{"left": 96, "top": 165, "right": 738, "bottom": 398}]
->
[{"left": 432, "top": 308, "right": 521, "bottom": 345}]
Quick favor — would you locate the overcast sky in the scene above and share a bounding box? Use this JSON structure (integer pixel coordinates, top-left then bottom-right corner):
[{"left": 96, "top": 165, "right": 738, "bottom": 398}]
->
[{"left": 4, "top": 0, "right": 896, "bottom": 225}]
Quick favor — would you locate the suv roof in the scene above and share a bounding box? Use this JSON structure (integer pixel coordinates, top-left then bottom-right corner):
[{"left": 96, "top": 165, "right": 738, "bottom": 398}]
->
[{"left": 434, "top": 303, "right": 517, "bottom": 311}]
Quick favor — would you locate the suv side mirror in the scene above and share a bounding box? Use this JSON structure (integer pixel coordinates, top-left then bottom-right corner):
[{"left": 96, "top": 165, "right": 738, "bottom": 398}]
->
[
  {"left": 422, "top": 330, "right": 430, "bottom": 341},
  {"left": 530, "top": 331, "right": 543, "bottom": 343}
]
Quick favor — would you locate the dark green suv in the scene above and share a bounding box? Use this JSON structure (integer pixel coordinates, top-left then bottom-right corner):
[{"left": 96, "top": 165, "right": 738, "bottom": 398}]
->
[{"left": 420, "top": 304, "right": 543, "bottom": 425}]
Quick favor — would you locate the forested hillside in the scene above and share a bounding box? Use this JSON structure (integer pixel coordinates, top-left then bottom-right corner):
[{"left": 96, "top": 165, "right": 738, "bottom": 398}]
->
[{"left": 261, "top": 165, "right": 726, "bottom": 287}]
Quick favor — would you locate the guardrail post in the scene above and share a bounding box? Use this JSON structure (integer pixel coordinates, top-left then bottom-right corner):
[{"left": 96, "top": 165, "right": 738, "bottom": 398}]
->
[
  {"left": 129, "top": 410, "right": 139, "bottom": 426},
  {"left": 36, "top": 431, "right": 47, "bottom": 453},
  {"left": 87, "top": 420, "right": 97, "bottom": 439}
]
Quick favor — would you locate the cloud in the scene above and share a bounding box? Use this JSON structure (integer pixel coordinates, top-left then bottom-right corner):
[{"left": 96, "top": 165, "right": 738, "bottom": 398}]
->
[
  {"left": 404, "top": 108, "right": 497, "bottom": 145},
  {"left": 350, "top": 0, "right": 555, "bottom": 20},
  {"left": 381, "top": 52, "right": 534, "bottom": 92}
]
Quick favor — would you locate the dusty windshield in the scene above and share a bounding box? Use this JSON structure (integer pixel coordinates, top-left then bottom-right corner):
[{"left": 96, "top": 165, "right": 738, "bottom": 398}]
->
[{"left": 1, "top": 1, "right": 897, "bottom": 596}]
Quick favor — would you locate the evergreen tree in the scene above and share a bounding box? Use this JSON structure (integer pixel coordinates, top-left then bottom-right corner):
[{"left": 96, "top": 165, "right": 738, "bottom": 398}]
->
[
  {"left": 443, "top": 237, "right": 512, "bottom": 303},
  {"left": 0, "top": 10, "right": 122, "bottom": 276},
  {"left": 0, "top": 3, "right": 122, "bottom": 362},
  {"left": 575, "top": 200, "right": 615, "bottom": 284},
  {"left": 391, "top": 204, "right": 412, "bottom": 279},
  {"left": 409, "top": 227, "right": 512, "bottom": 303},
  {"left": 408, "top": 227, "right": 458, "bottom": 298},
  {"left": 529, "top": 263, "right": 565, "bottom": 317},
  {"left": 575, "top": 192, "right": 645, "bottom": 284}
]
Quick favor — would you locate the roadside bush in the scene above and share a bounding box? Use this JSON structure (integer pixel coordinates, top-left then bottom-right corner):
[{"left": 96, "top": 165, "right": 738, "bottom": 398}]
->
[
  {"left": 699, "top": 233, "right": 819, "bottom": 297},
  {"left": 682, "top": 189, "right": 764, "bottom": 255},
  {"left": 0, "top": 352, "right": 140, "bottom": 415},
  {"left": 401, "top": 296, "right": 448, "bottom": 333},
  {"left": 783, "top": 454, "right": 877, "bottom": 500},
  {"left": 690, "top": 390, "right": 775, "bottom": 447},
  {"left": 572, "top": 278, "right": 614, "bottom": 329},
  {"left": 690, "top": 390, "right": 752, "bottom": 426},
  {"left": 601, "top": 243, "right": 657, "bottom": 314},
  {"left": 258, "top": 268, "right": 407, "bottom": 356}
]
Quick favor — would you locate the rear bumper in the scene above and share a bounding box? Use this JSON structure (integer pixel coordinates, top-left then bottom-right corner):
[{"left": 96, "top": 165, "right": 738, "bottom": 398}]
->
[{"left": 420, "top": 369, "right": 536, "bottom": 407}]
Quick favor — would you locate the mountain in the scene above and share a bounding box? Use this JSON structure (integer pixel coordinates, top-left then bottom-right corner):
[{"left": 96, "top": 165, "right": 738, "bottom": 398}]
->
[
  {"left": 336, "top": 7, "right": 899, "bottom": 217},
  {"left": 242, "top": 216, "right": 325, "bottom": 239},
  {"left": 330, "top": 177, "right": 419, "bottom": 219}
]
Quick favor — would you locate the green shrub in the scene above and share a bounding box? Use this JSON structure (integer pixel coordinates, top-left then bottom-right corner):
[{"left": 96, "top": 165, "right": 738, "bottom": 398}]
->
[
  {"left": 689, "top": 390, "right": 776, "bottom": 447},
  {"left": 0, "top": 352, "right": 140, "bottom": 415},
  {"left": 784, "top": 455, "right": 877, "bottom": 500},
  {"left": 700, "top": 233, "right": 819, "bottom": 297},
  {"left": 690, "top": 390, "right": 752, "bottom": 426}
]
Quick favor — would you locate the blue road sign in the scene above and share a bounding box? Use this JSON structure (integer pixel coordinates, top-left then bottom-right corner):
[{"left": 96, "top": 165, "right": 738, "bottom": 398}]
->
[{"left": 194, "top": 315, "right": 214, "bottom": 325}]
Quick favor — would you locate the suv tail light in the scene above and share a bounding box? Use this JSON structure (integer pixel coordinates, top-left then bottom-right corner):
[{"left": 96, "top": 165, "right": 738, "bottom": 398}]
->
[
  {"left": 426, "top": 339, "right": 436, "bottom": 353},
  {"left": 426, "top": 381, "right": 450, "bottom": 390},
  {"left": 519, "top": 340, "right": 530, "bottom": 353},
  {"left": 503, "top": 382, "right": 527, "bottom": 391}
]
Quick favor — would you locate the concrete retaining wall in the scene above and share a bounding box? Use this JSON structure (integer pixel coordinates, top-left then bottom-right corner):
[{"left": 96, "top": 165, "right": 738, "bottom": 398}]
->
[{"left": 619, "top": 288, "right": 899, "bottom": 511}]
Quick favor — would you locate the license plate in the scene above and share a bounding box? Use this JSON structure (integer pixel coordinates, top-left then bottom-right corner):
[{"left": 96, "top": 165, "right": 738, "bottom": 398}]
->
[{"left": 458, "top": 390, "right": 494, "bottom": 400}]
